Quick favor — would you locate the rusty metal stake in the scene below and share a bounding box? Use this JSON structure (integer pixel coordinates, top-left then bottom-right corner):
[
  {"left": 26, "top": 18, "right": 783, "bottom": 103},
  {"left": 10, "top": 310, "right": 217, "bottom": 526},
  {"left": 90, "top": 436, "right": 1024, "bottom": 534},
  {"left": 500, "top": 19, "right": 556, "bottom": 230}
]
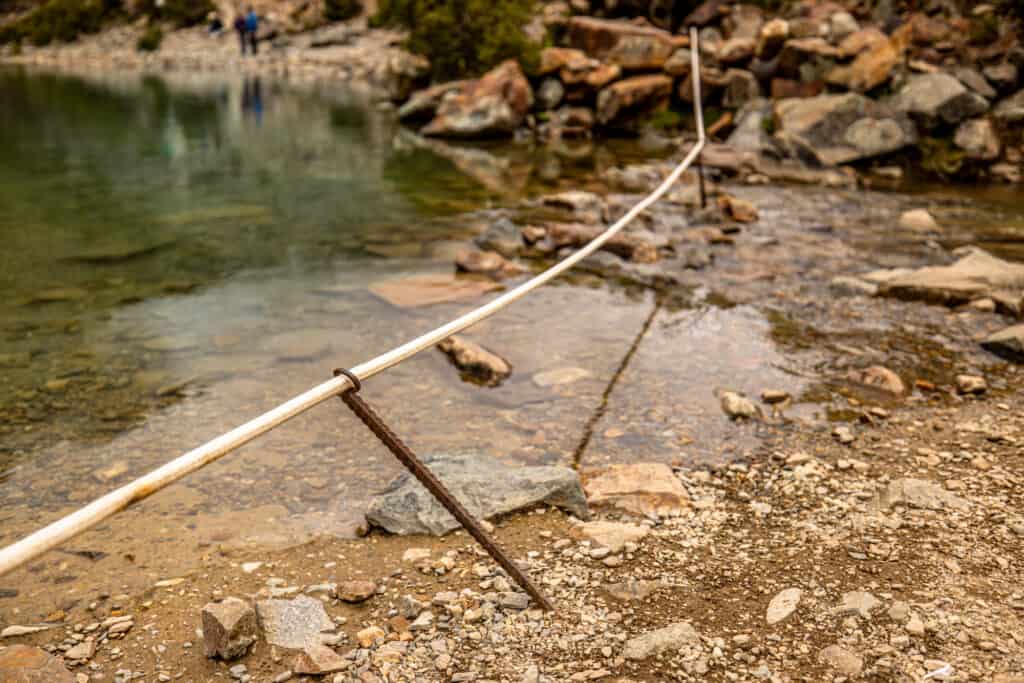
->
[{"left": 333, "top": 369, "right": 554, "bottom": 611}]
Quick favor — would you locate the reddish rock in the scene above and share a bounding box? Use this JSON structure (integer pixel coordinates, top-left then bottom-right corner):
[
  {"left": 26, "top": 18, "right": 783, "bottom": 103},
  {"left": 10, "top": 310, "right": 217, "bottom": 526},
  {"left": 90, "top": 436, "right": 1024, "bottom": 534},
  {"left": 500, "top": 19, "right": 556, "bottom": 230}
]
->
[
  {"left": 836, "top": 37, "right": 900, "bottom": 92},
  {"left": 584, "top": 63, "right": 621, "bottom": 89},
  {"left": 770, "top": 78, "right": 824, "bottom": 99},
  {"left": 0, "top": 646, "right": 75, "bottom": 683},
  {"left": 683, "top": 0, "right": 728, "bottom": 27},
  {"left": 596, "top": 74, "right": 673, "bottom": 126},
  {"left": 422, "top": 60, "right": 533, "bottom": 138},
  {"left": 539, "top": 47, "right": 594, "bottom": 76},
  {"left": 568, "top": 17, "right": 677, "bottom": 70},
  {"left": 838, "top": 28, "right": 888, "bottom": 58}
]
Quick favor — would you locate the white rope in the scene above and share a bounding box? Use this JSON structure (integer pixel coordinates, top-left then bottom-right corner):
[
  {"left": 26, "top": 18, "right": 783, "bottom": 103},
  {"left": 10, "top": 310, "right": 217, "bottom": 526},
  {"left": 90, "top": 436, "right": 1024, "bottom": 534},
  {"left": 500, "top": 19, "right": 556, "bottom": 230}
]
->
[{"left": 0, "top": 28, "right": 706, "bottom": 577}]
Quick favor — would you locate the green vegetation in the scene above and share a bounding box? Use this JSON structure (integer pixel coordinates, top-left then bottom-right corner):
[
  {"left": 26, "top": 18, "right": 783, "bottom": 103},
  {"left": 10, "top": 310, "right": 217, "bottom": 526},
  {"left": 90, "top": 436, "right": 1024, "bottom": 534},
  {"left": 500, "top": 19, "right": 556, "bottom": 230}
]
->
[
  {"left": 134, "top": 0, "right": 213, "bottom": 28},
  {"left": 919, "top": 137, "right": 965, "bottom": 177},
  {"left": 325, "top": 0, "right": 362, "bottom": 22},
  {"left": 647, "top": 108, "right": 683, "bottom": 131},
  {"left": 372, "top": 0, "right": 540, "bottom": 81},
  {"left": 0, "top": 0, "right": 114, "bottom": 46},
  {"left": 136, "top": 23, "right": 161, "bottom": 51}
]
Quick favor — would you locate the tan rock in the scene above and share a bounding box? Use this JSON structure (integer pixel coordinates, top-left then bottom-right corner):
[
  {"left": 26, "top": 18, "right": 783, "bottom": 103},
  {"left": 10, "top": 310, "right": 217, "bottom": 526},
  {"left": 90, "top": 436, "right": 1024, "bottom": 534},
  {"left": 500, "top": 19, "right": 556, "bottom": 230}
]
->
[
  {"left": 717, "top": 194, "right": 759, "bottom": 222},
  {"left": 293, "top": 644, "right": 350, "bottom": 675},
  {"left": 436, "top": 336, "right": 512, "bottom": 387},
  {"left": 370, "top": 273, "right": 503, "bottom": 308},
  {"left": 422, "top": 60, "right": 533, "bottom": 138},
  {"left": 578, "top": 520, "right": 649, "bottom": 552},
  {"left": 0, "top": 645, "right": 75, "bottom": 683},
  {"left": 584, "top": 463, "right": 690, "bottom": 517},
  {"left": 849, "top": 365, "right": 905, "bottom": 395},
  {"left": 568, "top": 17, "right": 677, "bottom": 70},
  {"left": 819, "top": 645, "right": 863, "bottom": 676},
  {"left": 898, "top": 209, "right": 940, "bottom": 233},
  {"left": 337, "top": 580, "right": 378, "bottom": 604},
  {"left": 596, "top": 74, "right": 673, "bottom": 126}
]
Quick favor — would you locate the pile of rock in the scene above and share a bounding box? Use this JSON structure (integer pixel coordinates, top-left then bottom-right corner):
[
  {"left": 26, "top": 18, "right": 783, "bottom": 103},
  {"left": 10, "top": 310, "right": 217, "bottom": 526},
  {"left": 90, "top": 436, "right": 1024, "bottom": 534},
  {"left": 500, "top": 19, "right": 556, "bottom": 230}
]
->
[{"left": 397, "top": 0, "right": 1023, "bottom": 181}]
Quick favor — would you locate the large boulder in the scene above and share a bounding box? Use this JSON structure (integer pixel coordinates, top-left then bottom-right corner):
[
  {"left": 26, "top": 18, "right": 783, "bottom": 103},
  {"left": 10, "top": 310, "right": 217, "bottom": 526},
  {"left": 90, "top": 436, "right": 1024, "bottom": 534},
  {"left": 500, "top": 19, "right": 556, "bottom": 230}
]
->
[
  {"left": 773, "top": 93, "right": 916, "bottom": 165},
  {"left": 568, "top": 17, "right": 678, "bottom": 70},
  {"left": 398, "top": 81, "right": 468, "bottom": 122},
  {"left": 422, "top": 60, "right": 533, "bottom": 138},
  {"left": 596, "top": 74, "right": 673, "bottom": 127},
  {"left": 366, "top": 453, "right": 589, "bottom": 535},
  {"left": 876, "top": 248, "right": 1024, "bottom": 307},
  {"left": 890, "top": 72, "right": 989, "bottom": 129}
]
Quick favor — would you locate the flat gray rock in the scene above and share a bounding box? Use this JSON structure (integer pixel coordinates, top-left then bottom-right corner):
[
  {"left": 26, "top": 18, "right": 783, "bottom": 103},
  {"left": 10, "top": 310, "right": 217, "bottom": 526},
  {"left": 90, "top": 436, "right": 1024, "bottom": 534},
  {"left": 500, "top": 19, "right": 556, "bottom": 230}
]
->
[
  {"left": 877, "top": 248, "right": 1024, "bottom": 307},
  {"left": 623, "top": 621, "right": 701, "bottom": 660},
  {"left": 256, "top": 596, "right": 335, "bottom": 650},
  {"left": 883, "top": 478, "right": 969, "bottom": 512},
  {"left": 366, "top": 453, "right": 589, "bottom": 535}
]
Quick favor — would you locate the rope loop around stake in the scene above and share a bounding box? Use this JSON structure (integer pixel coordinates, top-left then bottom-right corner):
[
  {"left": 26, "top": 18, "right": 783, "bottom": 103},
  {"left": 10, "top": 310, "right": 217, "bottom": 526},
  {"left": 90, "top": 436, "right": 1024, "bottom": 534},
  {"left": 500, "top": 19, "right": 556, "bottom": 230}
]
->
[{"left": 332, "top": 368, "right": 362, "bottom": 394}]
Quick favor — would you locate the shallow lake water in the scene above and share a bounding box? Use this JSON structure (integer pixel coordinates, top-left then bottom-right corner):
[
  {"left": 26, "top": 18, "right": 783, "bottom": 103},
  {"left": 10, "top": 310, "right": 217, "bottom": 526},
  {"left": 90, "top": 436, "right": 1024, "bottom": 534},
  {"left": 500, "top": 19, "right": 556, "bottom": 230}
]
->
[{"left": 0, "top": 66, "right": 1019, "bottom": 615}]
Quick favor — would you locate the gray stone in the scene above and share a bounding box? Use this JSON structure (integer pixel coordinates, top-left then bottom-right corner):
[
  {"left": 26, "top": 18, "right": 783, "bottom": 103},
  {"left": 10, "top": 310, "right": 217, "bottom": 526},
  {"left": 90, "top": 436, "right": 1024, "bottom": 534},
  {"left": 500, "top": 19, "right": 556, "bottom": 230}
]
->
[
  {"left": 366, "top": 453, "right": 589, "bottom": 535},
  {"left": 891, "top": 73, "right": 989, "bottom": 129},
  {"left": 203, "top": 598, "right": 257, "bottom": 660},
  {"left": 883, "top": 478, "right": 970, "bottom": 512},
  {"left": 774, "top": 93, "right": 916, "bottom": 165},
  {"left": 954, "top": 118, "right": 1001, "bottom": 161},
  {"left": 819, "top": 645, "right": 863, "bottom": 676},
  {"left": 829, "top": 11, "right": 859, "bottom": 41},
  {"left": 721, "top": 391, "right": 758, "bottom": 420},
  {"left": 984, "top": 62, "right": 1018, "bottom": 92},
  {"left": 836, "top": 591, "right": 880, "bottom": 619},
  {"left": 722, "top": 69, "right": 761, "bottom": 109},
  {"left": 497, "top": 592, "right": 531, "bottom": 610},
  {"left": 475, "top": 217, "right": 523, "bottom": 258},
  {"left": 829, "top": 276, "right": 878, "bottom": 297},
  {"left": 726, "top": 99, "right": 776, "bottom": 154},
  {"left": 994, "top": 89, "right": 1024, "bottom": 124},
  {"left": 623, "top": 621, "right": 702, "bottom": 660},
  {"left": 766, "top": 588, "right": 802, "bottom": 625},
  {"left": 537, "top": 78, "right": 565, "bottom": 110},
  {"left": 982, "top": 324, "right": 1024, "bottom": 363},
  {"left": 256, "top": 596, "right": 335, "bottom": 650},
  {"left": 953, "top": 67, "right": 997, "bottom": 99},
  {"left": 606, "top": 579, "right": 664, "bottom": 601},
  {"left": 877, "top": 248, "right": 1024, "bottom": 307}
]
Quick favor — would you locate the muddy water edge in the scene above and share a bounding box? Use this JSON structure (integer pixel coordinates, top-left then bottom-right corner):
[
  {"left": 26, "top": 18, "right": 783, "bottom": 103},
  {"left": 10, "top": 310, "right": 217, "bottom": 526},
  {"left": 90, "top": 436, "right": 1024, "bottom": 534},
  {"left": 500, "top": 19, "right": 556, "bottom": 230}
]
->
[{"left": 0, "top": 66, "right": 1021, "bottom": 626}]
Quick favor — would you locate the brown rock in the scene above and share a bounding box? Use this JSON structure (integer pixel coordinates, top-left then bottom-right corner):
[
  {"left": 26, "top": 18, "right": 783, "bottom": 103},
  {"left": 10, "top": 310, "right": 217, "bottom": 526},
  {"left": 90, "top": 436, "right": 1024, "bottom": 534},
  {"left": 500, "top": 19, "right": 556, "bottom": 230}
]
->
[
  {"left": 683, "top": 0, "right": 727, "bottom": 27},
  {"left": 718, "top": 195, "right": 759, "bottom": 222},
  {"left": 337, "top": 580, "right": 378, "bottom": 603},
  {"left": 202, "top": 598, "right": 257, "bottom": 660},
  {"left": 849, "top": 366, "right": 905, "bottom": 395},
  {"left": 583, "top": 463, "right": 690, "bottom": 517},
  {"left": 370, "top": 274, "right": 503, "bottom": 308},
  {"left": 954, "top": 118, "right": 1001, "bottom": 161},
  {"left": 838, "top": 27, "right": 888, "bottom": 58},
  {"left": 398, "top": 81, "right": 468, "bottom": 122},
  {"left": 778, "top": 38, "right": 840, "bottom": 76},
  {"left": 455, "top": 249, "right": 523, "bottom": 278},
  {"left": 843, "top": 37, "right": 900, "bottom": 92},
  {"left": 596, "top": 74, "right": 673, "bottom": 126},
  {"left": 757, "top": 18, "right": 789, "bottom": 58},
  {"left": 0, "top": 645, "right": 75, "bottom": 683},
  {"left": 770, "top": 78, "right": 823, "bottom": 99},
  {"left": 539, "top": 47, "right": 595, "bottom": 76},
  {"left": 584, "top": 63, "right": 621, "bottom": 89},
  {"left": 722, "top": 69, "right": 761, "bottom": 108},
  {"left": 717, "top": 38, "right": 756, "bottom": 65},
  {"left": 545, "top": 222, "right": 660, "bottom": 263},
  {"left": 568, "top": 17, "right": 677, "bottom": 70},
  {"left": 436, "top": 336, "right": 512, "bottom": 387},
  {"left": 293, "top": 644, "right": 350, "bottom": 675},
  {"left": 423, "top": 60, "right": 533, "bottom": 138}
]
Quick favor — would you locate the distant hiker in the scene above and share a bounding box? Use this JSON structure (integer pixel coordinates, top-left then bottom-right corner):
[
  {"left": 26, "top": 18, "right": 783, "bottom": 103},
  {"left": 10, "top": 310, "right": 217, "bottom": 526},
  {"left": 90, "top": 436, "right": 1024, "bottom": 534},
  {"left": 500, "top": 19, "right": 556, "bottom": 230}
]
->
[
  {"left": 245, "top": 7, "right": 259, "bottom": 55},
  {"left": 233, "top": 13, "right": 247, "bottom": 54}
]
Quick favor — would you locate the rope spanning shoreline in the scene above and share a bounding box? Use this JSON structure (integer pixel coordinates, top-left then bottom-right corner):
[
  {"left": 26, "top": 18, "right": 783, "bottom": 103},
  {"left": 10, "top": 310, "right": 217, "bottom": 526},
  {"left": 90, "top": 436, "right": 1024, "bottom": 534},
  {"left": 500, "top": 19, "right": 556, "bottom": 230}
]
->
[{"left": 0, "top": 27, "right": 707, "bottom": 579}]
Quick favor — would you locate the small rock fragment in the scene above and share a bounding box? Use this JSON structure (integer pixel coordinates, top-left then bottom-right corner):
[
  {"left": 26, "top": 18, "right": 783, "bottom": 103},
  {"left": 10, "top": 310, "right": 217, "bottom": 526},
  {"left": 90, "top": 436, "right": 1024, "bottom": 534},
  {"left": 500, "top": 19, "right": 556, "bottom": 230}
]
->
[
  {"left": 337, "top": 581, "right": 378, "bottom": 604},
  {"left": 766, "top": 588, "right": 802, "bottom": 625}
]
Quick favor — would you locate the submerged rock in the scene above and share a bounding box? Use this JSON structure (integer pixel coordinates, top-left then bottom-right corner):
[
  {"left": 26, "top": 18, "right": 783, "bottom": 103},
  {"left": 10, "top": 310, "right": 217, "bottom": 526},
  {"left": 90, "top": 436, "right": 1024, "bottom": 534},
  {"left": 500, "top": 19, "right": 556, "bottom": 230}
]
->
[
  {"left": 721, "top": 391, "right": 759, "bottom": 419},
  {"left": 848, "top": 365, "right": 905, "bottom": 395},
  {"left": 366, "top": 453, "right": 589, "bottom": 535},
  {"left": 370, "top": 274, "right": 503, "bottom": 308},
  {"left": 898, "top": 209, "right": 940, "bottom": 233},
  {"left": 436, "top": 336, "right": 512, "bottom": 387},
  {"left": 876, "top": 248, "right": 1024, "bottom": 307}
]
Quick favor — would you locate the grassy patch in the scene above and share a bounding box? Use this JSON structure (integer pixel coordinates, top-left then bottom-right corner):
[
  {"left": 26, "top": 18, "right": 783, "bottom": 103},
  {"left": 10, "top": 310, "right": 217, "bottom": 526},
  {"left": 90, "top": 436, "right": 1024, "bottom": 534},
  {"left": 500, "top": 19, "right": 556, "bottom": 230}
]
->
[
  {"left": 372, "top": 0, "right": 539, "bottom": 81},
  {"left": 1, "top": 0, "right": 115, "bottom": 46}
]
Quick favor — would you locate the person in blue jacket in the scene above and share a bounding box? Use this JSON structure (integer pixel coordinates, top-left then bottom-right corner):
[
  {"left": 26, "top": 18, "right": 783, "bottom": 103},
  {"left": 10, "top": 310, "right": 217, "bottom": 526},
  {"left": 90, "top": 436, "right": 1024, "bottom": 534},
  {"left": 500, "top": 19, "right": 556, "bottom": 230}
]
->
[{"left": 245, "top": 7, "right": 259, "bottom": 55}]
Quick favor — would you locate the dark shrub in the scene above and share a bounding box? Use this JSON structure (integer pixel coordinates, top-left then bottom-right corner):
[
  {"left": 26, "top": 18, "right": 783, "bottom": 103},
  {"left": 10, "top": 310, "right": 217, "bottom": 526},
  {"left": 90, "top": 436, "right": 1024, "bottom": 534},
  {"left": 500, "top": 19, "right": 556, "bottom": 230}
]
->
[
  {"left": 0, "top": 0, "right": 120, "bottom": 45},
  {"left": 372, "top": 0, "right": 539, "bottom": 81},
  {"left": 325, "top": 0, "right": 362, "bottom": 21},
  {"left": 136, "top": 23, "right": 161, "bottom": 50}
]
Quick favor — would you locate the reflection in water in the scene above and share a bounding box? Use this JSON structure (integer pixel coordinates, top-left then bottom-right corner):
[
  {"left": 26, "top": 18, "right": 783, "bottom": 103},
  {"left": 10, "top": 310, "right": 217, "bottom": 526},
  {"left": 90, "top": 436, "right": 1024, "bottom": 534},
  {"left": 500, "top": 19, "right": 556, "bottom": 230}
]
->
[{"left": 241, "top": 77, "right": 264, "bottom": 124}]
